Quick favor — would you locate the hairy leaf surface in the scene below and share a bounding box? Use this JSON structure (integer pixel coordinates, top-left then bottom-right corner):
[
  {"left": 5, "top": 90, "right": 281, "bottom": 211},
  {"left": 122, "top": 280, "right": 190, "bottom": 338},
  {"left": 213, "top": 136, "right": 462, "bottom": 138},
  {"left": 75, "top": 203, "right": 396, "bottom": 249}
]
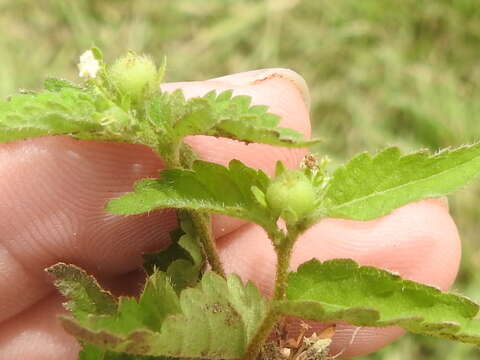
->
[
  {"left": 44, "top": 77, "right": 82, "bottom": 92},
  {"left": 47, "top": 263, "right": 117, "bottom": 317},
  {"left": 189, "top": 90, "right": 316, "bottom": 147},
  {"left": 277, "top": 259, "right": 480, "bottom": 345},
  {"left": 143, "top": 224, "right": 204, "bottom": 291},
  {"left": 107, "top": 160, "right": 276, "bottom": 231},
  {"left": 151, "top": 89, "right": 315, "bottom": 147},
  {"left": 324, "top": 145, "right": 480, "bottom": 220},
  {"left": 62, "top": 272, "right": 268, "bottom": 359},
  {"left": 0, "top": 89, "right": 103, "bottom": 142}
]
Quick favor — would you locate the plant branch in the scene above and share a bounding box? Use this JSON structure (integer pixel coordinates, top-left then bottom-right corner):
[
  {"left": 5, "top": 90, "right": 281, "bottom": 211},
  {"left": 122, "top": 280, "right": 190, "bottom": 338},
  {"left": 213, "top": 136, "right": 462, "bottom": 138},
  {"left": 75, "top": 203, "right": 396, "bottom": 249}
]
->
[
  {"left": 273, "top": 228, "right": 297, "bottom": 301},
  {"left": 158, "top": 142, "right": 226, "bottom": 278},
  {"left": 189, "top": 210, "right": 226, "bottom": 278},
  {"left": 243, "top": 227, "right": 299, "bottom": 360},
  {"left": 242, "top": 304, "right": 281, "bottom": 360}
]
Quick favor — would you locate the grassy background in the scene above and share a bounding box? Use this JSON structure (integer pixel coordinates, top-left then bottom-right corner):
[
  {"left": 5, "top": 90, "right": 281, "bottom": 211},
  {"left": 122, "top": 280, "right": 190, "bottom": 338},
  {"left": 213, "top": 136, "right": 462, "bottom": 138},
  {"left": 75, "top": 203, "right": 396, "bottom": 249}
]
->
[{"left": 1, "top": 0, "right": 480, "bottom": 358}]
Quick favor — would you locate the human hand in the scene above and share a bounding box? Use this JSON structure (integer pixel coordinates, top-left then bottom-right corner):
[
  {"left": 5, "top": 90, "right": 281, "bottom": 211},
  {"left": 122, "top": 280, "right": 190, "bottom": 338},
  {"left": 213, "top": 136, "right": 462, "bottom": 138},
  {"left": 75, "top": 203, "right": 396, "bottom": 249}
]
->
[{"left": 0, "top": 70, "right": 460, "bottom": 359}]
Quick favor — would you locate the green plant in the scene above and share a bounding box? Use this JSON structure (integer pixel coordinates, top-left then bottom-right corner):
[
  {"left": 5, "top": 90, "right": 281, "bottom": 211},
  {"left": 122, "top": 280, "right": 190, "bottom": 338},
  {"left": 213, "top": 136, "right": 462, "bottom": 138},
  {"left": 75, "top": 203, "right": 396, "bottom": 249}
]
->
[{"left": 2, "top": 49, "right": 480, "bottom": 360}]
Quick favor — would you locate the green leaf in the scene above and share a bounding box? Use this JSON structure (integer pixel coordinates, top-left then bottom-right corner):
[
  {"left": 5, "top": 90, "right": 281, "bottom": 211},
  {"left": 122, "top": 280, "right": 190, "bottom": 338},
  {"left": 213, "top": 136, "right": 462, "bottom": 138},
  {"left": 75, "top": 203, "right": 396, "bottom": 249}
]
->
[
  {"left": 44, "top": 77, "right": 82, "bottom": 92},
  {"left": 62, "top": 272, "right": 268, "bottom": 359},
  {"left": 324, "top": 145, "right": 480, "bottom": 220},
  {"left": 48, "top": 263, "right": 181, "bottom": 334},
  {"left": 0, "top": 89, "right": 103, "bottom": 142},
  {"left": 79, "top": 271, "right": 181, "bottom": 335},
  {"left": 107, "top": 159, "right": 277, "bottom": 231},
  {"left": 79, "top": 344, "right": 161, "bottom": 360},
  {"left": 143, "top": 222, "right": 204, "bottom": 291},
  {"left": 277, "top": 259, "right": 480, "bottom": 345},
  {"left": 199, "top": 90, "right": 316, "bottom": 147},
  {"left": 151, "top": 89, "right": 315, "bottom": 147},
  {"left": 46, "top": 263, "right": 116, "bottom": 317}
]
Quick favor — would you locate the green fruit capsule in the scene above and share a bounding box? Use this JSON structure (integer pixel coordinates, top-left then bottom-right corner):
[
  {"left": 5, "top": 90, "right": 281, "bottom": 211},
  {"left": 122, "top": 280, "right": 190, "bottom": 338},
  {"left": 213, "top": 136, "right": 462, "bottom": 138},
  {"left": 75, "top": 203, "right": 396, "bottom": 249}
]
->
[
  {"left": 266, "top": 170, "right": 317, "bottom": 221},
  {"left": 109, "top": 52, "right": 158, "bottom": 101}
]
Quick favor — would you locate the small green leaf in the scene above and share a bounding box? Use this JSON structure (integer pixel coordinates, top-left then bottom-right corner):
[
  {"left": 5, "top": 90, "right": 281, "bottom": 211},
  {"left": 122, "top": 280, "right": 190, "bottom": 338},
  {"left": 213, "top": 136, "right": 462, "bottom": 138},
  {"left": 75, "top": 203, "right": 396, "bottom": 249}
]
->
[
  {"left": 143, "top": 223, "right": 204, "bottom": 291},
  {"left": 49, "top": 263, "right": 181, "bottom": 334},
  {"left": 324, "top": 145, "right": 480, "bottom": 220},
  {"left": 144, "top": 90, "right": 186, "bottom": 143},
  {"left": 0, "top": 88, "right": 103, "bottom": 142},
  {"left": 44, "top": 77, "right": 82, "bottom": 92},
  {"left": 90, "top": 47, "right": 104, "bottom": 62},
  {"left": 277, "top": 259, "right": 480, "bottom": 345},
  {"left": 46, "top": 263, "right": 116, "bottom": 317},
  {"left": 107, "top": 160, "right": 277, "bottom": 231},
  {"left": 62, "top": 272, "right": 268, "bottom": 359}
]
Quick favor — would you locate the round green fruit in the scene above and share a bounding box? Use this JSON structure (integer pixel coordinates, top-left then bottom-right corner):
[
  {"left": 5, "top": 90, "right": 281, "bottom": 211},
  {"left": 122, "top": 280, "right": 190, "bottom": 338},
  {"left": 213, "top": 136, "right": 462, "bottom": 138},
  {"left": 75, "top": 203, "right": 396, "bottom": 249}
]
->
[
  {"left": 109, "top": 52, "right": 157, "bottom": 100},
  {"left": 266, "top": 170, "right": 316, "bottom": 221}
]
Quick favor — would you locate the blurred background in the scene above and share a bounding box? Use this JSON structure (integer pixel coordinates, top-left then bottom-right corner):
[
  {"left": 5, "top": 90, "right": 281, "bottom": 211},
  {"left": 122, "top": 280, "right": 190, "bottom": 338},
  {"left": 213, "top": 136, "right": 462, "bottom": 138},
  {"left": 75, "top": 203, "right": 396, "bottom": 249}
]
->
[{"left": 1, "top": 0, "right": 480, "bottom": 358}]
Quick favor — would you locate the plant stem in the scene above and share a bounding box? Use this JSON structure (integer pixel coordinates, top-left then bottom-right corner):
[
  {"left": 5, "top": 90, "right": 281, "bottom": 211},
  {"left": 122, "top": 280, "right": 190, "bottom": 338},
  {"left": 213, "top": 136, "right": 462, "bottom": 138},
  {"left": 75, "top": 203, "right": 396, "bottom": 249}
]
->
[
  {"left": 243, "top": 228, "right": 299, "bottom": 360},
  {"left": 158, "top": 143, "right": 226, "bottom": 278},
  {"left": 189, "top": 211, "right": 226, "bottom": 278},
  {"left": 243, "top": 304, "right": 281, "bottom": 360},
  {"left": 272, "top": 229, "right": 297, "bottom": 301}
]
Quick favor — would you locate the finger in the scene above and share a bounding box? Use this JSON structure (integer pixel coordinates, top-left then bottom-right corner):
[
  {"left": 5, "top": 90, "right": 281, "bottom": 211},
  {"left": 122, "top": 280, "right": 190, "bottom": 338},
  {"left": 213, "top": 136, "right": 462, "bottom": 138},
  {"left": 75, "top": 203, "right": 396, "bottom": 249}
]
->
[
  {"left": 0, "top": 294, "right": 79, "bottom": 360},
  {"left": 0, "top": 69, "right": 311, "bottom": 324},
  {"left": 217, "top": 199, "right": 461, "bottom": 357},
  {"left": 0, "top": 269, "right": 147, "bottom": 360}
]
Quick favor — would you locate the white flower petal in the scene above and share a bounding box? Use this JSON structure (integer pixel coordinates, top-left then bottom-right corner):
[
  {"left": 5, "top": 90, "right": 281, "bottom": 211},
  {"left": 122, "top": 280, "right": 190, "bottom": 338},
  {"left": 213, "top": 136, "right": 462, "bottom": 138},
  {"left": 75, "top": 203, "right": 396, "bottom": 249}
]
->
[{"left": 78, "top": 50, "right": 100, "bottom": 78}]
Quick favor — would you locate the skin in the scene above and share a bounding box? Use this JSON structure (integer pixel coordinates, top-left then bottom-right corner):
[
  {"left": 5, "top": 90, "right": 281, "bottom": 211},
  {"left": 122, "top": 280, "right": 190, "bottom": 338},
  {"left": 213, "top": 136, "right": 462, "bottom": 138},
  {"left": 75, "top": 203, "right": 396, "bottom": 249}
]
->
[{"left": 0, "top": 70, "right": 461, "bottom": 359}]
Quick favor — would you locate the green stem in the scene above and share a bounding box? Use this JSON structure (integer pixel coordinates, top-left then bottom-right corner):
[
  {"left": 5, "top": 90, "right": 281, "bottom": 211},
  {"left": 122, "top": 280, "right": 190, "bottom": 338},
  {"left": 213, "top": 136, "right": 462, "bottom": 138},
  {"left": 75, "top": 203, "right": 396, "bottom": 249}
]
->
[
  {"left": 158, "top": 143, "right": 226, "bottom": 278},
  {"left": 273, "top": 229, "right": 297, "bottom": 301},
  {"left": 189, "top": 211, "right": 226, "bottom": 278},
  {"left": 242, "top": 304, "right": 281, "bottom": 360},
  {"left": 243, "top": 228, "right": 298, "bottom": 360}
]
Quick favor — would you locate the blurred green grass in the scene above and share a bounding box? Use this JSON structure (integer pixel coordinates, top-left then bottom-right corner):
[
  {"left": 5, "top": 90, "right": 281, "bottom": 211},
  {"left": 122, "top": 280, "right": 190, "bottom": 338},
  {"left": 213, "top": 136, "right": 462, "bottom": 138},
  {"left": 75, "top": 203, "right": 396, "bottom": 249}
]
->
[{"left": 1, "top": 0, "right": 480, "bottom": 358}]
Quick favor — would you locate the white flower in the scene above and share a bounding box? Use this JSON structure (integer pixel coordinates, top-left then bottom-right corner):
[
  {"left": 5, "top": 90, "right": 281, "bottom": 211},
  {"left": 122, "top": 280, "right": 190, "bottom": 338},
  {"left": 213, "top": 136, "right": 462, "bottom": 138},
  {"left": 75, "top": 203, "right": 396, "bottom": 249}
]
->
[{"left": 78, "top": 50, "right": 100, "bottom": 78}]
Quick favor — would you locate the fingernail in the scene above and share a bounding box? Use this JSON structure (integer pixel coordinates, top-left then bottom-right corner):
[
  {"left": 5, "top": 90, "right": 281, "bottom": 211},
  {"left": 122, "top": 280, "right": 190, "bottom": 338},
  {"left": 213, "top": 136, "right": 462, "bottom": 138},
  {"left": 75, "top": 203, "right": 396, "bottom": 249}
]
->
[{"left": 212, "top": 68, "right": 311, "bottom": 109}]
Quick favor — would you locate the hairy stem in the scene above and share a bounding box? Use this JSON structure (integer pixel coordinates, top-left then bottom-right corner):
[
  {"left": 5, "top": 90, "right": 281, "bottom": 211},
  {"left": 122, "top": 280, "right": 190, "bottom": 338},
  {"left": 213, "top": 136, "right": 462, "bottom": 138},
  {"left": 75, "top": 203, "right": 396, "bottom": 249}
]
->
[
  {"left": 189, "top": 211, "right": 226, "bottom": 278},
  {"left": 243, "top": 229, "right": 298, "bottom": 360},
  {"left": 273, "top": 230, "right": 297, "bottom": 301},
  {"left": 243, "top": 304, "right": 281, "bottom": 360},
  {"left": 158, "top": 143, "right": 226, "bottom": 278}
]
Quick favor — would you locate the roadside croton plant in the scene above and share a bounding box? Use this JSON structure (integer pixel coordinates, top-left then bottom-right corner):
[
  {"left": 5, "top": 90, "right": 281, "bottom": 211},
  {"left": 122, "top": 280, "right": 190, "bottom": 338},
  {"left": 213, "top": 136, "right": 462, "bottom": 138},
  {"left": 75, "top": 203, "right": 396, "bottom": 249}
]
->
[{"left": 1, "top": 49, "right": 480, "bottom": 360}]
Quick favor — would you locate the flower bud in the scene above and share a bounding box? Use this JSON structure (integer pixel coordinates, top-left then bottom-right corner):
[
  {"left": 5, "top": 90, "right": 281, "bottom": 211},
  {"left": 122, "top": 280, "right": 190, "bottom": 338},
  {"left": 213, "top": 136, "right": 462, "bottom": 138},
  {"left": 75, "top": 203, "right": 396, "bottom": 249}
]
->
[
  {"left": 266, "top": 170, "right": 316, "bottom": 222},
  {"left": 109, "top": 52, "right": 158, "bottom": 101}
]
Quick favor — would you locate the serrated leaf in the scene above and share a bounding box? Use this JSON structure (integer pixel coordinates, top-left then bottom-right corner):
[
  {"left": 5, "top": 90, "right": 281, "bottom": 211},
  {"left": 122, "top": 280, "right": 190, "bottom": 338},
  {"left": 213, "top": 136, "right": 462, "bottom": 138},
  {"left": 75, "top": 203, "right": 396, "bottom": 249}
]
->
[
  {"left": 153, "top": 89, "right": 315, "bottom": 147},
  {"left": 194, "top": 90, "right": 317, "bottom": 147},
  {"left": 46, "top": 263, "right": 116, "bottom": 317},
  {"left": 79, "top": 271, "right": 181, "bottom": 335},
  {"left": 0, "top": 89, "right": 103, "bottom": 142},
  {"left": 44, "top": 77, "right": 82, "bottom": 92},
  {"left": 277, "top": 259, "right": 480, "bottom": 345},
  {"left": 324, "top": 145, "right": 480, "bottom": 220},
  {"left": 146, "top": 89, "right": 187, "bottom": 138},
  {"left": 48, "top": 263, "right": 181, "bottom": 334},
  {"left": 143, "top": 224, "right": 204, "bottom": 291},
  {"left": 107, "top": 159, "right": 277, "bottom": 231},
  {"left": 143, "top": 229, "right": 188, "bottom": 275},
  {"left": 63, "top": 272, "right": 268, "bottom": 359},
  {"left": 79, "top": 343, "right": 161, "bottom": 360}
]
